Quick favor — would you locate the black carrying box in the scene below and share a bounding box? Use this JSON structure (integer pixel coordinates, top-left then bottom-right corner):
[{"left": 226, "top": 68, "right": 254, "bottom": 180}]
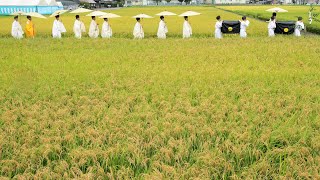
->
[
  {"left": 221, "top": 21, "right": 241, "bottom": 34},
  {"left": 275, "top": 21, "right": 295, "bottom": 34}
]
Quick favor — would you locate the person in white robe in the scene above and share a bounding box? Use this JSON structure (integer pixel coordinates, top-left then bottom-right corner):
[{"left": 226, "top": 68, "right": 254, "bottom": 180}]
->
[
  {"left": 89, "top": 16, "right": 99, "bottom": 38},
  {"left": 11, "top": 16, "right": 24, "bottom": 39},
  {"left": 294, "top": 17, "right": 305, "bottom": 37},
  {"left": 52, "top": 15, "right": 66, "bottom": 38},
  {"left": 268, "top": 16, "right": 276, "bottom": 37},
  {"left": 240, "top": 16, "right": 250, "bottom": 38},
  {"left": 133, "top": 18, "right": 144, "bottom": 39},
  {"left": 157, "top": 16, "right": 168, "bottom": 39},
  {"left": 73, "top": 15, "right": 85, "bottom": 39},
  {"left": 101, "top": 18, "right": 112, "bottom": 38},
  {"left": 183, "top": 16, "right": 192, "bottom": 39},
  {"left": 215, "top": 15, "right": 223, "bottom": 39}
]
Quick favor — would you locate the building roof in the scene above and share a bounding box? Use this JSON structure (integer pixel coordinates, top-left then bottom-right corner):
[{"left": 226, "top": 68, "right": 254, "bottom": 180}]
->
[
  {"left": 38, "top": 0, "right": 49, "bottom": 5},
  {"left": 48, "top": 0, "right": 59, "bottom": 6},
  {"left": 57, "top": 2, "right": 63, "bottom": 6},
  {"left": 0, "top": 0, "right": 59, "bottom": 6},
  {"left": 80, "top": 0, "right": 96, "bottom": 3}
]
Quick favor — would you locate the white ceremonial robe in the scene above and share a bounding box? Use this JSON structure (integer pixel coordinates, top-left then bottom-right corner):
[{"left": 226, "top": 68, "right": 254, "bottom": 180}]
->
[
  {"left": 11, "top": 20, "right": 24, "bottom": 39},
  {"left": 240, "top": 20, "right": 250, "bottom": 38},
  {"left": 294, "top": 21, "right": 305, "bottom": 37},
  {"left": 52, "top": 19, "right": 66, "bottom": 38},
  {"left": 268, "top": 20, "right": 276, "bottom": 37},
  {"left": 133, "top": 22, "right": 144, "bottom": 39},
  {"left": 89, "top": 20, "right": 99, "bottom": 38},
  {"left": 183, "top": 20, "right": 192, "bottom": 39},
  {"left": 215, "top": 21, "right": 223, "bottom": 39},
  {"left": 157, "top": 20, "right": 168, "bottom": 39},
  {"left": 81, "top": 22, "right": 86, "bottom": 33},
  {"left": 73, "top": 20, "right": 84, "bottom": 39},
  {"left": 101, "top": 21, "right": 112, "bottom": 38}
]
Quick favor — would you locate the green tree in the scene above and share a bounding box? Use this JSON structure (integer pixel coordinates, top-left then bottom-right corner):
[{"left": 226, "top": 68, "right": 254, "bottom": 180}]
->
[
  {"left": 154, "top": 0, "right": 162, "bottom": 5},
  {"left": 178, "top": 0, "right": 184, "bottom": 4},
  {"left": 79, "top": 2, "right": 90, "bottom": 8}
]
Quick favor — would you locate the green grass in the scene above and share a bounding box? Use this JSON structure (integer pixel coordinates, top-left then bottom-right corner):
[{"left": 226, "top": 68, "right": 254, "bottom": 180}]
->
[
  {"left": 0, "top": 6, "right": 320, "bottom": 179},
  {"left": 218, "top": 5, "right": 320, "bottom": 33}
]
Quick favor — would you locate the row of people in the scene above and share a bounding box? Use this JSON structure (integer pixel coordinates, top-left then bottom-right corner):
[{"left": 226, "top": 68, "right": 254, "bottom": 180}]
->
[
  {"left": 11, "top": 14, "right": 305, "bottom": 39},
  {"left": 215, "top": 15, "right": 304, "bottom": 38},
  {"left": 214, "top": 16, "right": 250, "bottom": 39},
  {"left": 267, "top": 16, "right": 305, "bottom": 37}
]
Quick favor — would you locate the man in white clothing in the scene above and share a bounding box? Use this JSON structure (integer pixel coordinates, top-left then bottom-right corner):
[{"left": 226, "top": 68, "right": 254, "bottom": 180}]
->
[
  {"left": 73, "top": 15, "right": 85, "bottom": 39},
  {"left": 240, "top": 16, "right": 250, "bottom": 38},
  {"left": 52, "top": 15, "right": 66, "bottom": 38},
  {"left": 133, "top": 18, "right": 144, "bottom": 39},
  {"left": 295, "top": 17, "right": 305, "bottom": 37},
  {"left": 89, "top": 16, "right": 99, "bottom": 38},
  {"left": 157, "top": 16, "right": 168, "bottom": 39},
  {"left": 215, "top": 15, "right": 223, "bottom": 39},
  {"left": 11, "top": 16, "right": 24, "bottom": 39},
  {"left": 183, "top": 16, "right": 192, "bottom": 39},
  {"left": 101, "top": 18, "right": 112, "bottom": 38},
  {"left": 268, "top": 16, "right": 276, "bottom": 37}
]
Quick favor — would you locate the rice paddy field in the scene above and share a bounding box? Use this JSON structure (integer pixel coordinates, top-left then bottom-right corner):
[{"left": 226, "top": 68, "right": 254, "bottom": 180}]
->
[{"left": 0, "top": 6, "right": 320, "bottom": 179}]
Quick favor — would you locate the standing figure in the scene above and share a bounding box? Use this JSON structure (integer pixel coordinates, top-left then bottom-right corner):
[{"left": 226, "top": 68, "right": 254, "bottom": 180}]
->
[
  {"left": 215, "top": 15, "right": 223, "bottom": 39},
  {"left": 133, "top": 18, "right": 144, "bottom": 39},
  {"left": 268, "top": 16, "right": 276, "bottom": 37},
  {"left": 294, "top": 17, "right": 305, "bottom": 37},
  {"left": 157, "top": 16, "right": 168, "bottom": 39},
  {"left": 73, "top": 15, "right": 85, "bottom": 39},
  {"left": 52, "top": 15, "right": 67, "bottom": 38},
  {"left": 101, "top": 18, "right": 112, "bottom": 38},
  {"left": 12, "top": 16, "right": 24, "bottom": 39},
  {"left": 183, "top": 16, "right": 192, "bottom": 39},
  {"left": 89, "top": 16, "right": 99, "bottom": 38},
  {"left": 240, "top": 16, "right": 250, "bottom": 38},
  {"left": 25, "top": 16, "right": 35, "bottom": 38},
  {"left": 183, "top": 16, "right": 192, "bottom": 38}
]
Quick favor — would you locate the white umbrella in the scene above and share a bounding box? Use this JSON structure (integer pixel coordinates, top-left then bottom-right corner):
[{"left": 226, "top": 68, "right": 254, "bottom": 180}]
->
[
  {"left": 156, "top": 11, "right": 177, "bottom": 16},
  {"left": 99, "top": 13, "right": 121, "bottom": 19},
  {"left": 86, "top": 11, "right": 108, "bottom": 17},
  {"left": 11, "top": 11, "right": 27, "bottom": 16},
  {"left": 50, "top": 10, "right": 68, "bottom": 17},
  {"left": 25, "top": 12, "right": 47, "bottom": 19},
  {"left": 179, "top": 11, "right": 201, "bottom": 17},
  {"left": 70, "top": 8, "right": 93, "bottom": 14},
  {"left": 266, "top": 7, "right": 288, "bottom": 13},
  {"left": 132, "top": 13, "right": 153, "bottom": 18}
]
